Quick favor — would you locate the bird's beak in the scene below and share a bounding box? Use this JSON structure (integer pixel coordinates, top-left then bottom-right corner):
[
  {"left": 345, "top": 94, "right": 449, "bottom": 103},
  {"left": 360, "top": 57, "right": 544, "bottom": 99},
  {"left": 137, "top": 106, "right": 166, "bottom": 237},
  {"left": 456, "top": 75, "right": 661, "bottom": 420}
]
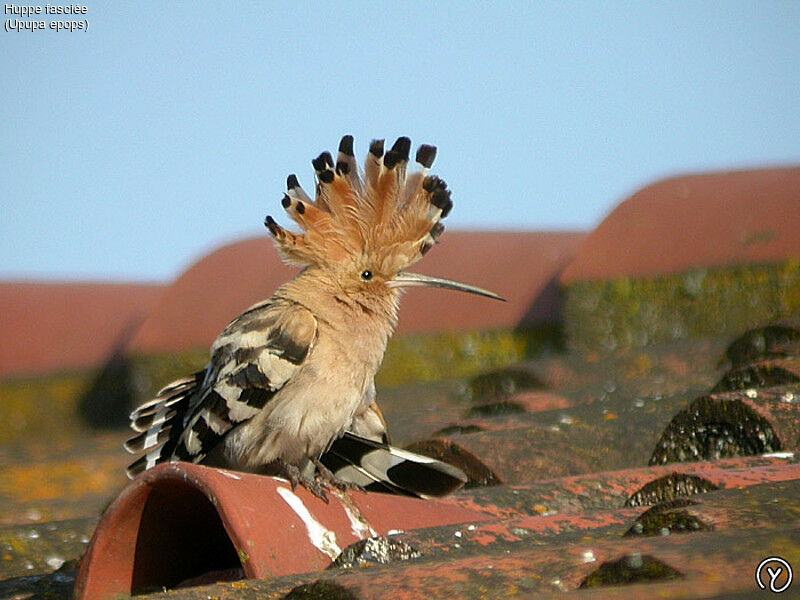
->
[{"left": 390, "top": 272, "right": 506, "bottom": 301}]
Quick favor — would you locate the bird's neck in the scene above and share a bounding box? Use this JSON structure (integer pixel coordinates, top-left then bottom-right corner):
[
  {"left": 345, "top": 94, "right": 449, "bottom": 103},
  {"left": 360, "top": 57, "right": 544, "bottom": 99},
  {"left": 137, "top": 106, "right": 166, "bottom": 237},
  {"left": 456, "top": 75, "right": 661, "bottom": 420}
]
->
[{"left": 277, "top": 268, "right": 400, "bottom": 339}]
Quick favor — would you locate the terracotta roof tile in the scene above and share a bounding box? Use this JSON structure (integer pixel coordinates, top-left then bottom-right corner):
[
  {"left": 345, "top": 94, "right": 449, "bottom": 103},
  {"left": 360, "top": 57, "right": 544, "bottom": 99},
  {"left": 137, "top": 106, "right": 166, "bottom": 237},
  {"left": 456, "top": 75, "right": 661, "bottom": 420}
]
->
[
  {"left": 561, "top": 166, "right": 800, "bottom": 283},
  {"left": 128, "top": 238, "right": 295, "bottom": 354},
  {"left": 0, "top": 282, "right": 162, "bottom": 378}
]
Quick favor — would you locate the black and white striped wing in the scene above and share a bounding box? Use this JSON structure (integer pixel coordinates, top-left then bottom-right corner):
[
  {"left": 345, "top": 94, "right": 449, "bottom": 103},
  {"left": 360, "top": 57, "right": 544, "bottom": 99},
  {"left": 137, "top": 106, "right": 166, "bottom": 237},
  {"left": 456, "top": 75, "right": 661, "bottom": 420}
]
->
[{"left": 126, "top": 299, "right": 317, "bottom": 477}]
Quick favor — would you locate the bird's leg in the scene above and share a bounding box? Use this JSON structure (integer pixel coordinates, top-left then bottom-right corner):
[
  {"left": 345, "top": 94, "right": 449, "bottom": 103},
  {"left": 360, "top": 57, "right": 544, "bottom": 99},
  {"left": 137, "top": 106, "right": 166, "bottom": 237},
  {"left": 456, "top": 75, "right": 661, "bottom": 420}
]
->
[
  {"left": 311, "top": 457, "right": 365, "bottom": 493},
  {"left": 273, "top": 459, "right": 303, "bottom": 489},
  {"left": 272, "top": 459, "right": 330, "bottom": 503}
]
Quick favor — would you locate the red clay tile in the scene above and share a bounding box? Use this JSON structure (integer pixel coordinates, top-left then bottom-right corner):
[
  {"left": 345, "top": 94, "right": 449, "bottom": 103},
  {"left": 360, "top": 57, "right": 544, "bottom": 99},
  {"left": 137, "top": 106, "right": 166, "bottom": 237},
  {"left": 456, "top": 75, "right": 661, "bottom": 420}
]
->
[
  {"left": 651, "top": 387, "right": 800, "bottom": 465},
  {"left": 128, "top": 238, "right": 296, "bottom": 355},
  {"left": 506, "top": 391, "right": 573, "bottom": 412},
  {"left": 561, "top": 166, "right": 800, "bottom": 283},
  {"left": 73, "top": 462, "right": 493, "bottom": 599},
  {"left": 155, "top": 517, "right": 800, "bottom": 599},
  {"left": 440, "top": 456, "right": 800, "bottom": 518},
  {"left": 0, "top": 282, "right": 162, "bottom": 378}
]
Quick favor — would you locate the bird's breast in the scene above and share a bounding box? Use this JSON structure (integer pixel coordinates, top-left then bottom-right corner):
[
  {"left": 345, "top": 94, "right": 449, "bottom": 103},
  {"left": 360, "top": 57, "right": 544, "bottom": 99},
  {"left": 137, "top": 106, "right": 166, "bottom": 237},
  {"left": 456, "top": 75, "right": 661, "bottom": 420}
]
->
[{"left": 228, "top": 329, "right": 383, "bottom": 467}]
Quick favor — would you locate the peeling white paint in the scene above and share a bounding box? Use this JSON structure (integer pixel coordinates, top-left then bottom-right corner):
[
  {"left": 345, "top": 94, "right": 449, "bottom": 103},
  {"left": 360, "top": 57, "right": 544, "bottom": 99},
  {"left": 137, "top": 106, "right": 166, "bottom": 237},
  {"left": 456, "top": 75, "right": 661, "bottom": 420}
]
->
[
  {"left": 277, "top": 487, "right": 341, "bottom": 559},
  {"left": 763, "top": 451, "right": 795, "bottom": 459},
  {"left": 218, "top": 470, "right": 241, "bottom": 480},
  {"left": 340, "top": 500, "right": 376, "bottom": 540}
]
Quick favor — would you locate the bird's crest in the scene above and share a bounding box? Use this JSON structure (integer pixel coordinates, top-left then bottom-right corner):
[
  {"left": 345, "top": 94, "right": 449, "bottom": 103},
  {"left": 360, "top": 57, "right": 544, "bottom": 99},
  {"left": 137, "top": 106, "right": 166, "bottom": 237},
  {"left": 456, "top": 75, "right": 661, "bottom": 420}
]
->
[{"left": 265, "top": 136, "right": 452, "bottom": 275}]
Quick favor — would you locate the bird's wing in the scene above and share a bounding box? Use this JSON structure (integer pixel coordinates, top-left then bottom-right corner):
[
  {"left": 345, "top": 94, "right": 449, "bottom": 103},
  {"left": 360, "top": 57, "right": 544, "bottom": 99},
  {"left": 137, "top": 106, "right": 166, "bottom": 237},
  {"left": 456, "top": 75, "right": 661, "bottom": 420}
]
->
[
  {"left": 125, "top": 299, "right": 317, "bottom": 477},
  {"left": 347, "top": 395, "right": 391, "bottom": 444}
]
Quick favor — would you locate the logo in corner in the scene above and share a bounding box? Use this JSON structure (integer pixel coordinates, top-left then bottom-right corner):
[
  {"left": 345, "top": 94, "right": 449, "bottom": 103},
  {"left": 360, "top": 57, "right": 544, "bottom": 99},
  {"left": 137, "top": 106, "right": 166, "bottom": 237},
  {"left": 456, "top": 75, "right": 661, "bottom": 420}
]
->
[{"left": 756, "top": 557, "right": 793, "bottom": 593}]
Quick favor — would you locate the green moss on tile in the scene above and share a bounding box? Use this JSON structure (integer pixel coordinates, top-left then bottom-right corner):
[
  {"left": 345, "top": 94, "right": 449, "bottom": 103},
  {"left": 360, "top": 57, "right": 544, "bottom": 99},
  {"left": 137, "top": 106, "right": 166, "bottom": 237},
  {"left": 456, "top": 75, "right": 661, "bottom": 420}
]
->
[
  {"left": 375, "top": 324, "right": 562, "bottom": 388},
  {"left": 564, "top": 260, "right": 800, "bottom": 353},
  {"left": 0, "top": 374, "right": 90, "bottom": 446}
]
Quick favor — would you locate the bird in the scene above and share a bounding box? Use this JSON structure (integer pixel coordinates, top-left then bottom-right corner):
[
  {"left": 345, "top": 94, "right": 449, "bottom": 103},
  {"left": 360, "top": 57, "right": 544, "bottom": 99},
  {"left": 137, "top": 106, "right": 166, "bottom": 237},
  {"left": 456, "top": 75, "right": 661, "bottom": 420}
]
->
[{"left": 125, "top": 135, "right": 504, "bottom": 499}]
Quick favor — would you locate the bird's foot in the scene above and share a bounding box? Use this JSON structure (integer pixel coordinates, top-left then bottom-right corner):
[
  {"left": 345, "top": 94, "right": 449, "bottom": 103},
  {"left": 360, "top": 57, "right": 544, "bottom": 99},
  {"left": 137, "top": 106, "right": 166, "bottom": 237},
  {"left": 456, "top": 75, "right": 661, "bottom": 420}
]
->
[{"left": 273, "top": 459, "right": 331, "bottom": 503}]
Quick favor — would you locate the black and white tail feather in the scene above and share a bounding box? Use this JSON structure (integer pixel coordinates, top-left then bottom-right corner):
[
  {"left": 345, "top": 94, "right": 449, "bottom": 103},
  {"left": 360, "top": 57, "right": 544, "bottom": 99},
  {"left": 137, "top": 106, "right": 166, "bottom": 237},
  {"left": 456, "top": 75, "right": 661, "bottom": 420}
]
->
[
  {"left": 323, "top": 433, "right": 467, "bottom": 498},
  {"left": 125, "top": 370, "right": 207, "bottom": 476}
]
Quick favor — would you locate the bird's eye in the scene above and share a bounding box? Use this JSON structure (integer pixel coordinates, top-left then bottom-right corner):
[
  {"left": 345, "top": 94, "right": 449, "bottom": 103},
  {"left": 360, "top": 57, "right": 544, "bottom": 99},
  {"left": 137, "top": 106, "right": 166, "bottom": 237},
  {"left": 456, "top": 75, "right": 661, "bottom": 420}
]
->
[{"left": 361, "top": 270, "right": 373, "bottom": 281}]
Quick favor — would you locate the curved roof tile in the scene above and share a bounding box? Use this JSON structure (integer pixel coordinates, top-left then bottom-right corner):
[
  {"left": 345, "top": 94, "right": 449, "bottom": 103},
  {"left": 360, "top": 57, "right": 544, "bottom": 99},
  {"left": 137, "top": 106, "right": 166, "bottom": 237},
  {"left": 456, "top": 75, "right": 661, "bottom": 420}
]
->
[
  {"left": 0, "top": 282, "right": 162, "bottom": 378},
  {"left": 561, "top": 167, "right": 800, "bottom": 284}
]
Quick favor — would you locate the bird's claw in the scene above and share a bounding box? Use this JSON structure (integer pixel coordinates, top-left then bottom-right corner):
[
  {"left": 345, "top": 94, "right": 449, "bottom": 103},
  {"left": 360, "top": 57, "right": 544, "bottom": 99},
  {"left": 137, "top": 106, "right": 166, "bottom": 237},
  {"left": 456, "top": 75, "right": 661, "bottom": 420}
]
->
[
  {"left": 273, "top": 460, "right": 329, "bottom": 502},
  {"left": 273, "top": 459, "right": 365, "bottom": 502}
]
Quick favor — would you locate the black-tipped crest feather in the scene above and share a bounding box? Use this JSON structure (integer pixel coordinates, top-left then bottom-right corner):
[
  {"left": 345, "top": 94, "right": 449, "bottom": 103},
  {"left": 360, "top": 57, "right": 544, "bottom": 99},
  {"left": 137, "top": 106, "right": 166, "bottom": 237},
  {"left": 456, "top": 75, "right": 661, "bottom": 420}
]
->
[
  {"left": 390, "top": 136, "right": 411, "bottom": 161},
  {"left": 265, "top": 136, "right": 453, "bottom": 273},
  {"left": 338, "top": 135, "right": 354, "bottom": 156},
  {"left": 415, "top": 144, "right": 437, "bottom": 168},
  {"left": 369, "top": 139, "right": 384, "bottom": 157}
]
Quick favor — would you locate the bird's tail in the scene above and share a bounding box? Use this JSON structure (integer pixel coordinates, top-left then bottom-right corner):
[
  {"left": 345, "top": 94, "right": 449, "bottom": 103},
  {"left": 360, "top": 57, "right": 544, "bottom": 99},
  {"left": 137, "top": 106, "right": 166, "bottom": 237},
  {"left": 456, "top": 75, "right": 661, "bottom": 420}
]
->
[
  {"left": 124, "top": 370, "right": 205, "bottom": 478},
  {"left": 321, "top": 432, "right": 467, "bottom": 498}
]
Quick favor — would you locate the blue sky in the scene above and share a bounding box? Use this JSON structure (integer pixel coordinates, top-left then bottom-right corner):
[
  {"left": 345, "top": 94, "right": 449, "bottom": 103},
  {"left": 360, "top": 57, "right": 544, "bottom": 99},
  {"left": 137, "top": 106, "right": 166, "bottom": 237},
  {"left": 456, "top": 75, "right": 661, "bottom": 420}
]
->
[{"left": 2, "top": 2, "right": 798, "bottom": 282}]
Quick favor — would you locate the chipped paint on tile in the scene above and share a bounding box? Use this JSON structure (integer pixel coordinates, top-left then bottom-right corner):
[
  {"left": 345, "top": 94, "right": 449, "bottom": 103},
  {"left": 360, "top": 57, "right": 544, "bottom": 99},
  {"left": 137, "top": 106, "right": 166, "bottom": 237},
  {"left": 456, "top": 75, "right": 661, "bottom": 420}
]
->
[
  {"left": 338, "top": 496, "right": 377, "bottom": 540},
  {"left": 276, "top": 487, "right": 341, "bottom": 560},
  {"left": 762, "top": 451, "right": 794, "bottom": 459}
]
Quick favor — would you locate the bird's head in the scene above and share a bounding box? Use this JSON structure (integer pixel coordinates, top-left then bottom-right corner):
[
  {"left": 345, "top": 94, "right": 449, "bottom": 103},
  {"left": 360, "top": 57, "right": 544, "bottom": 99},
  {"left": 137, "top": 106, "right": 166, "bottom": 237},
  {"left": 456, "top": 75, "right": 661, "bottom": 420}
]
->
[{"left": 265, "top": 136, "right": 504, "bottom": 304}]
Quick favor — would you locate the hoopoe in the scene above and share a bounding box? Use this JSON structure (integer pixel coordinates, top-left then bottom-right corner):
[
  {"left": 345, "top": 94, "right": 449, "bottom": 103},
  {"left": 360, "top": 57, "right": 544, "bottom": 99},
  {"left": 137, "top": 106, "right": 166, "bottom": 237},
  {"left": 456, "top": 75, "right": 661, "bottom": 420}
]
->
[{"left": 125, "top": 136, "right": 503, "bottom": 499}]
